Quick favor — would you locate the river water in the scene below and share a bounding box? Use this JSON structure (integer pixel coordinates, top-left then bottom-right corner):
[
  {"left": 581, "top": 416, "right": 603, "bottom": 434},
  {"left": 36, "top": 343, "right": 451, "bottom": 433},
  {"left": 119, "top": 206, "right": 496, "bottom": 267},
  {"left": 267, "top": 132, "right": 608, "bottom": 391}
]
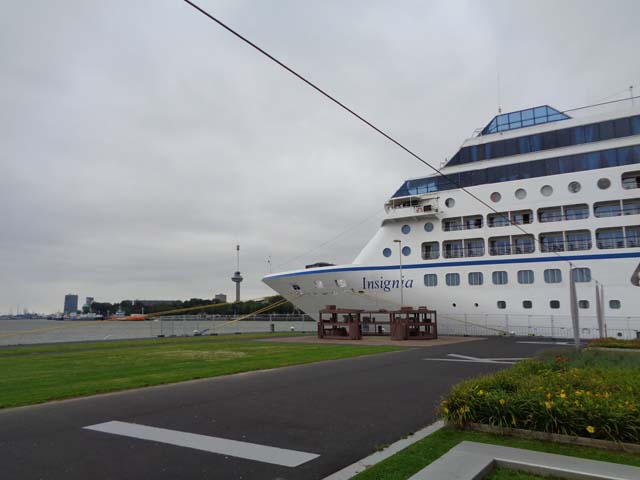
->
[{"left": 0, "top": 318, "right": 316, "bottom": 347}]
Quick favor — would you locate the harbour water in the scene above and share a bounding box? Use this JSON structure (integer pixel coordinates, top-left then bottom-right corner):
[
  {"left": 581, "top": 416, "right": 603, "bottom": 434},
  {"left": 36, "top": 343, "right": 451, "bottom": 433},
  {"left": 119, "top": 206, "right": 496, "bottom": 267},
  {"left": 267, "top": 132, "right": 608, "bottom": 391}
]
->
[{"left": 0, "top": 317, "right": 316, "bottom": 347}]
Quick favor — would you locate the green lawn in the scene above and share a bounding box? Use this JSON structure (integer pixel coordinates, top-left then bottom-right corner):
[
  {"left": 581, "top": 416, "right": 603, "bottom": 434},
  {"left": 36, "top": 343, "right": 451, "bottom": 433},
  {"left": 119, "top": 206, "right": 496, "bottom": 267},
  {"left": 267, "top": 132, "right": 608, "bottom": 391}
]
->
[
  {"left": 485, "top": 468, "right": 564, "bottom": 479},
  {"left": 352, "top": 427, "right": 640, "bottom": 480},
  {"left": 0, "top": 334, "right": 399, "bottom": 408}
]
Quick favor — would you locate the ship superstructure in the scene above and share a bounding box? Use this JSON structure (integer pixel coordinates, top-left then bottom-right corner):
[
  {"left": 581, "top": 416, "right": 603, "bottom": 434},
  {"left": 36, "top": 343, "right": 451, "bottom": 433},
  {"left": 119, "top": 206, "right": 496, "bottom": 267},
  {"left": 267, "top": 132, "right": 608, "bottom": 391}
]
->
[{"left": 264, "top": 100, "right": 640, "bottom": 339}]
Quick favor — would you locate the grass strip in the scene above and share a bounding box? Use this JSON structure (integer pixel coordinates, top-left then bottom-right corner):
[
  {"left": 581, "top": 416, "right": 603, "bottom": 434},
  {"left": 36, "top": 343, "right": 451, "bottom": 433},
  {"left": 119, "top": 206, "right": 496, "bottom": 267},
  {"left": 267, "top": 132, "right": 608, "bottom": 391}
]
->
[
  {"left": 0, "top": 335, "right": 399, "bottom": 408},
  {"left": 484, "top": 467, "right": 564, "bottom": 479},
  {"left": 352, "top": 427, "right": 640, "bottom": 480},
  {"left": 588, "top": 338, "right": 640, "bottom": 349}
]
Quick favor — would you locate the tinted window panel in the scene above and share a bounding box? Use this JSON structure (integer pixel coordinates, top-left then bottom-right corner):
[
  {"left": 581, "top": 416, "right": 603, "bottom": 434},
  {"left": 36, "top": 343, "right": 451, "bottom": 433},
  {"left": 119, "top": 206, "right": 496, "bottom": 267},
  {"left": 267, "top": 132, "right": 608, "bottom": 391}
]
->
[
  {"left": 504, "top": 139, "right": 518, "bottom": 156},
  {"left": 557, "top": 128, "right": 572, "bottom": 147},
  {"left": 518, "top": 136, "right": 531, "bottom": 154},
  {"left": 542, "top": 131, "right": 557, "bottom": 149},
  {"left": 600, "top": 120, "right": 615, "bottom": 140},
  {"left": 632, "top": 116, "right": 640, "bottom": 135},
  {"left": 584, "top": 124, "right": 600, "bottom": 142},
  {"left": 614, "top": 118, "right": 631, "bottom": 137},
  {"left": 572, "top": 126, "right": 585, "bottom": 144}
]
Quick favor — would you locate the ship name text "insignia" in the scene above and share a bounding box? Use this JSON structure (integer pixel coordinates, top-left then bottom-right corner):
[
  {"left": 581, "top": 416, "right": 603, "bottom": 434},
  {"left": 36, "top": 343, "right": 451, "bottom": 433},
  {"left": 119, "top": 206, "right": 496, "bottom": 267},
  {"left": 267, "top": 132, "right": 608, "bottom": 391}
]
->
[{"left": 362, "top": 277, "right": 414, "bottom": 292}]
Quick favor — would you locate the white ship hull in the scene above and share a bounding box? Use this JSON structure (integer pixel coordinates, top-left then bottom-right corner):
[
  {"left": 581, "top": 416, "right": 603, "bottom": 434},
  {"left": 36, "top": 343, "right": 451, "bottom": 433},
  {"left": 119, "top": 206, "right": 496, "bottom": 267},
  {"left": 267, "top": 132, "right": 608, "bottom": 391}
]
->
[{"left": 264, "top": 102, "right": 640, "bottom": 339}]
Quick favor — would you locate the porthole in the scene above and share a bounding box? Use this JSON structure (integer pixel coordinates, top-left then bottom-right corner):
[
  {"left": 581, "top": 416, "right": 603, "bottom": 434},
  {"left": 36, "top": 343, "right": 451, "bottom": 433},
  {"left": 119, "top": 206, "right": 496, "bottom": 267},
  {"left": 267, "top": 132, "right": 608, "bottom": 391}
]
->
[
  {"left": 402, "top": 246, "right": 411, "bottom": 256},
  {"left": 568, "top": 181, "right": 581, "bottom": 193},
  {"left": 523, "top": 300, "right": 533, "bottom": 309},
  {"left": 540, "top": 185, "right": 553, "bottom": 197},
  {"left": 578, "top": 300, "right": 590, "bottom": 309},
  {"left": 515, "top": 188, "right": 527, "bottom": 200},
  {"left": 474, "top": 302, "right": 479, "bottom": 307},
  {"left": 550, "top": 300, "right": 560, "bottom": 309},
  {"left": 490, "top": 192, "right": 501, "bottom": 203},
  {"left": 597, "top": 178, "right": 611, "bottom": 190},
  {"left": 617, "top": 332, "right": 623, "bottom": 337},
  {"left": 445, "top": 198, "right": 455, "bottom": 208},
  {"left": 609, "top": 299, "right": 621, "bottom": 309},
  {"left": 383, "top": 248, "right": 392, "bottom": 257},
  {"left": 401, "top": 224, "right": 411, "bottom": 234},
  {"left": 497, "top": 300, "right": 506, "bottom": 309},
  {"left": 452, "top": 303, "right": 457, "bottom": 308},
  {"left": 424, "top": 222, "right": 434, "bottom": 232}
]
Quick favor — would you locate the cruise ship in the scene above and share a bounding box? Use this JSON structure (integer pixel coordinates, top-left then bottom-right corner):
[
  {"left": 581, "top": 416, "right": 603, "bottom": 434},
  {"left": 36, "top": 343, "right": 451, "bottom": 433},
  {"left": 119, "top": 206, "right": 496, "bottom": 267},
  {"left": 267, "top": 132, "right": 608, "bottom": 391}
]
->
[{"left": 263, "top": 99, "right": 640, "bottom": 339}]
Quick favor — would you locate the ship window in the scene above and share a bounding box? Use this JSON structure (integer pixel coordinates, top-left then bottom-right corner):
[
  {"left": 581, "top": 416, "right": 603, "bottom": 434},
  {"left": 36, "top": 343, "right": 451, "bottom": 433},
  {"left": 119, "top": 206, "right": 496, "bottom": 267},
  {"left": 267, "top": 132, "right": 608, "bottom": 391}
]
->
[
  {"left": 490, "top": 192, "right": 502, "bottom": 203},
  {"left": 566, "top": 230, "right": 591, "bottom": 251},
  {"left": 578, "top": 300, "right": 590, "bottom": 309},
  {"left": 335, "top": 279, "right": 347, "bottom": 288},
  {"left": 600, "top": 120, "right": 615, "bottom": 140},
  {"left": 464, "top": 215, "right": 483, "bottom": 229},
  {"left": 291, "top": 284, "right": 302, "bottom": 292},
  {"left": 597, "top": 178, "right": 611, "bottom": 190},
  {"left": 497, "top": 300, "right": 506, "bottom": 309},
  {"left": 383, "top": 248, "right": 392, "bottom": 258},
  {"left": 446, "top": 273, "right": 460, "bottom": 286},
  {"left": 488, "top": 212, "right": 510, "bottom": 227},
  {"left": 550, "top": 300, "right": 560, "bottom": 309},
  {"left": 540, "top": 185, "right": 553, "bottom": 197},
  {"left": 423, "top": 274, "right": 437, "bottom": 287},
  {"left": 540, "top": 232, "right": 564, "bottom": 252},
  {"left": 489, "top": 236, "right": 511, "bottom": 256},
  {"left": 464, "top": 238, "right": 485, "bottom": 257},
  {"left": 511, "top": 210, "right": 533, "bottom": 225},
  {"left": 544, "top": 269, "right": 562, "bottom": 284},
  {"left": 443, "top": 240, "right": 464, "bottom": 259},
  {"left": 401, "top": 224, "right": 411, "bottom": 234},
  {"left": 568, "top": 181, "right": 581, "bottom": 193},
  {"left": 622, "top": 171, "right": 640, "bottom": 189},
  {"left": 492, "top": 271, "right": 508, "bottom": 285},
  {"left": 445, "top": 198, "right": 455, "bottom": 208},
  {"left": 402, "top": 246, "right": 411, "bottom": 256},
  {"left": 596, "top": 228, "right": 624, "bottom": 249},
  {"left": 615, "top": 118, "right": 631, "bottom": 137},
  {"left": 633, "top": 116, "right": 640, "bottom": 134},
  {"left": 564, "top": 204, "right": 589, "bottom": 220},
  {"left": 313, "top": 280, "right": 324, "bottom": 289},
  {"left": 515, "top": 188, "right": 527, "bottom": 200},
  {"left": 517, "top": 270, "right": 534, "bottom": 284},
  {"left": 443, "top": 217, "right": 463, "bottom": 231},
  {"left": 623, "top": 199, "right": 640, "bottom": 216},
  {"left": 572, "top": 268, "right": 591, "bottom": 282},
  {"left": 523, "top": 300, "right": 533, "bottom": 309},
  {"left": 424, "top": 222, "right": 434, "bottom": 232},
  {"left": 594, "top": 201, "right": 621, "bottom": 217},
  {"left": 421, "top": 242, "right": 440, "bottom": 260},
  {"left": 513, "top": 235, "right": 535, "bottom": 254},
  {"left": 609, "top": 300, "right": 621, "bottom": 309},
  {"left": 468, "top": 272, "right": 483, "bottom": 286},
  {"left": 538, "top": 206, "right": 562, "bottom": 223},
  {"left": 626, "top": 226, "right": 640, "bottom": 248}
]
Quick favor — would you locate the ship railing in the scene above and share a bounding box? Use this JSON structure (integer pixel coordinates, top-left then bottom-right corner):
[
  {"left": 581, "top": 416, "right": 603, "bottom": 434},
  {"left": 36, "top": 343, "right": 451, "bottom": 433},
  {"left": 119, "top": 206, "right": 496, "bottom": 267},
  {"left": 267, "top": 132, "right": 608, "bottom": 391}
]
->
[
  {"left": 435, "top": 313, "right": 640, "bottom": 340},
  {"left": 540, "top": 240, "right": 593, "bottom": 252}
]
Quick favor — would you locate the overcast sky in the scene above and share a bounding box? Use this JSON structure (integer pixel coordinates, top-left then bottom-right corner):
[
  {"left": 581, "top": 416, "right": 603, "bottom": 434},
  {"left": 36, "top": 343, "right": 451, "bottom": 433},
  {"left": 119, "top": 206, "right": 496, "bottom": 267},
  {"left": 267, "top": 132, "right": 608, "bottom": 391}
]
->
[{"left": 2, "top": 0, "right": 639, "bottom": 313}]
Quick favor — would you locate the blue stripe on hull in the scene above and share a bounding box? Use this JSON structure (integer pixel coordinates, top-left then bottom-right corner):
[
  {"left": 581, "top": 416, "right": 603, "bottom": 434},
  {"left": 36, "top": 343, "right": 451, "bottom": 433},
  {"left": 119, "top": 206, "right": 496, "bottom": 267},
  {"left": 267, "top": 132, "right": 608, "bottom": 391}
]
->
[{"left": 264, "top": 251, "right": 640, "bottom": 280}]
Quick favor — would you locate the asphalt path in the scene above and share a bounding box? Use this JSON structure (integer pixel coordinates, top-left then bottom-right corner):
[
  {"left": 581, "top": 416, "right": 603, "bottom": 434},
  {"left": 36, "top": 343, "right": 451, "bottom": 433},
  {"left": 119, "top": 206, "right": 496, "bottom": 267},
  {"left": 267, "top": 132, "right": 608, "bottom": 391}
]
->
[{"left": 0, "top": 337, "right": 569, "bottom": 480}]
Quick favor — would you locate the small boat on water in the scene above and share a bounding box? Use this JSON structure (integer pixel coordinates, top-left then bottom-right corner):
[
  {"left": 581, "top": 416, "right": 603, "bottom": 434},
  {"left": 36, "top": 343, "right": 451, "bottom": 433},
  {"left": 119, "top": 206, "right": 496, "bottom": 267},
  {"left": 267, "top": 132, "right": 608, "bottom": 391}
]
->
[{"left": 108, "top": 308, "right": 146, "bottom": 321}]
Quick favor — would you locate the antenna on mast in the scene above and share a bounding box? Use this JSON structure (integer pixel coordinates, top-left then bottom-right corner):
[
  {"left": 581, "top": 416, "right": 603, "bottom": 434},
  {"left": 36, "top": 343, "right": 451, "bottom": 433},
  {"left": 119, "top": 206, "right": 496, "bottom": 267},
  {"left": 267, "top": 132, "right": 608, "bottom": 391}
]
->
[
  {"left": 497, "top": 72, "right": 502, "bottom": 114},
  {"left": 231, "top": 244, "right": 243, "bottom": 302}
]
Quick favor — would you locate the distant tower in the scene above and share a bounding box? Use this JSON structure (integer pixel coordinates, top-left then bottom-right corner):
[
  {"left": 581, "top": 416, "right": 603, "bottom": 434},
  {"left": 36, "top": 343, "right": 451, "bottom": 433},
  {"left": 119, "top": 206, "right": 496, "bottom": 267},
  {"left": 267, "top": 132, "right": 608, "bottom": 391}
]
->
[{"left": 231, "top": 244, "right": 243, "bottom": 302}]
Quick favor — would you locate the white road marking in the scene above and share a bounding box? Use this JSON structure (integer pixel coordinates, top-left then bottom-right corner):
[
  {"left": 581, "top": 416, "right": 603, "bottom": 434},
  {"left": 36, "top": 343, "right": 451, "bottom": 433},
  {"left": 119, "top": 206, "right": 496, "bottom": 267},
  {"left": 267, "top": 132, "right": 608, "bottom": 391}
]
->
[
  {"left": 517, "top": 341, "right": 571, "bottom": 345},
  {"left": 423, "top": 353, "right": 530, "bottom": 365},
  {"left": 84, "top": 421, "right": 319, "bottom": 467}
]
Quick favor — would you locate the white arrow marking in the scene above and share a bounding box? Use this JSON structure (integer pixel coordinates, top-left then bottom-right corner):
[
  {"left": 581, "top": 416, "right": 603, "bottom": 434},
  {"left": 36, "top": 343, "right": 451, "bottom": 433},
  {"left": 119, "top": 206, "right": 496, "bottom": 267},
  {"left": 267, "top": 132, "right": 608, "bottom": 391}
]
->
[{"left": 85, "top": 421, "right": 319, "bottom": 467}]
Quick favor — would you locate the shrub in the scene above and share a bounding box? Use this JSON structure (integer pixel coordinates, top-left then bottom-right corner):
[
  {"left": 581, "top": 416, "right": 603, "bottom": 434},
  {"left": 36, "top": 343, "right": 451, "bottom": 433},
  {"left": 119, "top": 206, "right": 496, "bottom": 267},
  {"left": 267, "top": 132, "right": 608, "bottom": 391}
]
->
[
  {"left": 589, "top": 338, "right": 640, "bottom": 350},
  {"left": 440, "top": 350, "right": 640, "bottom": 443}
]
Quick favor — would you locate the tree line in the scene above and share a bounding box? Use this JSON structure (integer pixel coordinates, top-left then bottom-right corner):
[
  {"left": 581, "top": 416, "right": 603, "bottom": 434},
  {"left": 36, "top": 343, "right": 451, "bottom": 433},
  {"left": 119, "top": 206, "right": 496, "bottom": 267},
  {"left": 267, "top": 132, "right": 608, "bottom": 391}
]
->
[{"left": 90, "top": 296, "right": 296, "bottom": 317}]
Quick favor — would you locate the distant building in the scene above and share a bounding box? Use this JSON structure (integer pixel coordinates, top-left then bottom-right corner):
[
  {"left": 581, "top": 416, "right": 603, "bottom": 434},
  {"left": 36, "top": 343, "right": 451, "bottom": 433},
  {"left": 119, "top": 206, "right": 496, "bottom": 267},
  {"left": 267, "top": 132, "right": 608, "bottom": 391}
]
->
[
  {"left": 64, "top": 294, "right": 78, "bottom": 314},
  {"left": 214, "top": 293, "right": 227, "bottom": 303},
  {"left": 85, "top": 297, "right": 94, "bottom": 306}
]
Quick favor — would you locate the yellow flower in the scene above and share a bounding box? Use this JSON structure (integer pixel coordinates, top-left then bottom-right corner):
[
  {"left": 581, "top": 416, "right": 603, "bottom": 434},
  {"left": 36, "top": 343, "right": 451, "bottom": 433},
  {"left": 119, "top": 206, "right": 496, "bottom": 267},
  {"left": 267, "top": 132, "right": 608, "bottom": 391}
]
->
[
  {"left": 575, "top": 390, "right": 583, "bottom": 396},
  {"left": 559, "top": 392, "right": 567, "bottom": 399},
  {"left": 544, "top": 401, "right": 553, "bottom": 409},
  {"left": 443, "top": 407, "right": 449, "bottom": 414},
  {"left": 462, "top": 406, "right": 471, "bottom": 413},
  {"left": 546, "top": 392, "right": 552, "bottom": 400},
  {"left": 499, "top": 399, "right": 506, "bottom": 406},
  {"left": 478, "top": 389, "right": 485, "bottom": 396},
  {"left": 586, "top": 426, "right": 595, "bottom": 434}
]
